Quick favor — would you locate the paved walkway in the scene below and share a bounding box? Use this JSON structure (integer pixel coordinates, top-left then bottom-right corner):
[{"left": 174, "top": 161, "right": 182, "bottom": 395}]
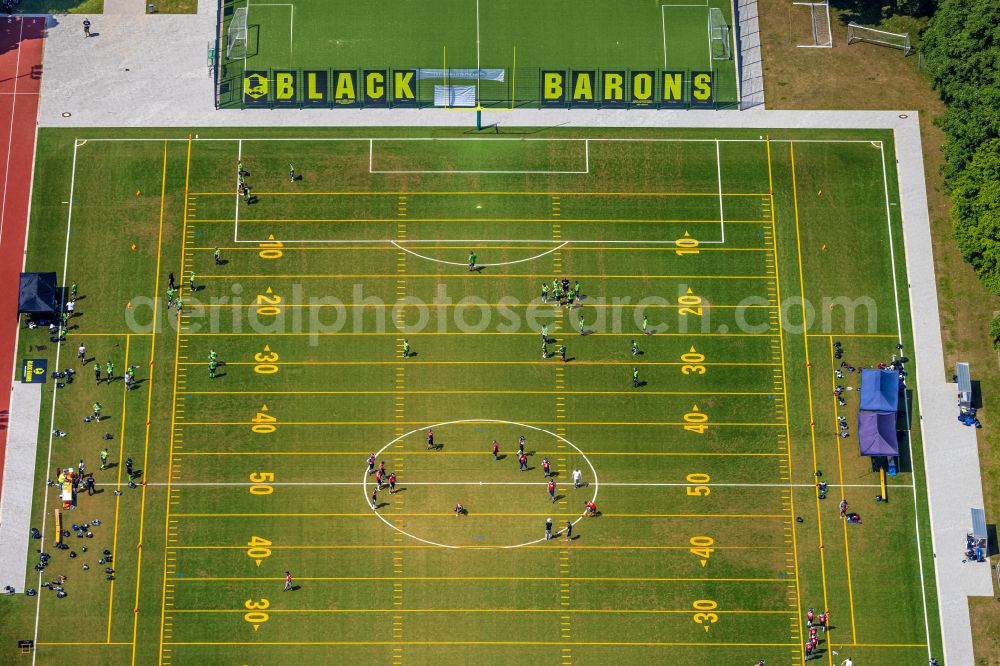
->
[
  {"left": 26, "top": 5, "right": 996, "bottom": 662},
  {"left": 0, "top": 383, "right": 41, "bottom": 592},
  {"left": 893, "top": 117, "right": 995, "bottom": 665}
]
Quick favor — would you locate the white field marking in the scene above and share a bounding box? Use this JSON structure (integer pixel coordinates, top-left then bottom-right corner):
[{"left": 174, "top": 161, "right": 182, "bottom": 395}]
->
[
  {"left": 391, "top": 240, "right": 568, "bottom": 267},
  {"left": 0, "top": 16, "right": 24, "bottom": 248},
  {"left": 660, "top": 5, "right": 668, "bottom": 69},
  {"left": 233, "top": 138, "right": 242, "bottom": 242},
  {"left": 233, "top": 239, "right": 727, "bottom": 244},
  {"left": 365, "top": 420, "right": 598, "bottom": 550},
  {"left": 368, "top": 138, "right": 589, "bottom": 175},
  {"left": 69, "top": 137, "right": 890, "bottom": 145},
  {"left": 716, "top": 139, "right": 725, "bottom": 243},
  {"left": 242, "top": 0, "right": 249, "bottom": 76},
  {"left": 107, "top": 482, "right": 907, "bottom": 489},
  {"left": 879, "top": 140, "right": 931, "bottom": 661},
  {"left": 33, "top": 138, "right": 79, "bottom": 666}
]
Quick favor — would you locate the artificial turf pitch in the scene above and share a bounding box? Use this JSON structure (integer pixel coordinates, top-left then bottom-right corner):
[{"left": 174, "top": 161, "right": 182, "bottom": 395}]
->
[
  {"left": 219, "top": 0, "right": 739, "bottom": 108},
  {"left": 0, "top": 127, "right": 941, "bottom": 665}
]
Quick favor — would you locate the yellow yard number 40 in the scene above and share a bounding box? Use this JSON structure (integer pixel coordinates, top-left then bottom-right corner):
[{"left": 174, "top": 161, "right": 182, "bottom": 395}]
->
[
  {"left": 247, "top": 535, "right": 272, "bottom": 566},
  {"left": 683, "top": 405, "right": 709, "bottom": 434},
  {"left": 252, "top": 404, "right": 277, "bottom": 434},
  {"left": 689, "top": 536, "right": 715, "bottom": 567}
]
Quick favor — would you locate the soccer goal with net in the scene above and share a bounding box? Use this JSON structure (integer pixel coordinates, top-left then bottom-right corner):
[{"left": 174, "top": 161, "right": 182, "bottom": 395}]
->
[
  {"left": 227, "top": 6, "right": 248, "bottom": 60},
  {"left": 708, "top": 8, "right": 731, "bottom": 60},
  {"left": 847, "top": 23, "right": 913, "bottom": 55},
  {"left": 793, "top": 1, "right": 832, "bottom": 48}
]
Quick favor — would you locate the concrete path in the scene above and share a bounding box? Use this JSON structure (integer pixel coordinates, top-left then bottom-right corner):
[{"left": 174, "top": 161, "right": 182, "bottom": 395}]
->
[
  {"left": 893, "top": 117, "right": 995, "bottom": 665},
  {"left": 0, "top": 382, "right": 42, "bottom": 592}
]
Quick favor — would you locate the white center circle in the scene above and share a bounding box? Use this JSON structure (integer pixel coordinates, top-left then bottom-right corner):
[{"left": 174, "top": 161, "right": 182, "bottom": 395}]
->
[{"left": 364, "top": 419, "right": 600, "bottom": 549}]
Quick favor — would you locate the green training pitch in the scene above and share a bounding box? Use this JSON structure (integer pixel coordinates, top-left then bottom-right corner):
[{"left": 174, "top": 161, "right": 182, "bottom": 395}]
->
[
  {"left": 218, "top": 0, "right": 738, "bottom": 109},
  {"left": 0, "top": 127, "right": 941, "bottom": 665}
]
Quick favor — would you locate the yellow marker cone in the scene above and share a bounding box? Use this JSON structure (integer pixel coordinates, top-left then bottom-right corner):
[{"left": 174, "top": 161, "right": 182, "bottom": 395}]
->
[
  {"left": 126, "top": 302, "right": 132, "bottom": 310},
  {"left": 130, "top": 243, "right": 137, "bottom": 251},
  {"left": 135, "top": 190, "right": 141, "bottom": 197}
]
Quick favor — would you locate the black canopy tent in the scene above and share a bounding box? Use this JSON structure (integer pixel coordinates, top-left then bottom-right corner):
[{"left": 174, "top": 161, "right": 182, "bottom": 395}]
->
[{"left": 17, "top": 272, "right": 58, "bottom": 315}]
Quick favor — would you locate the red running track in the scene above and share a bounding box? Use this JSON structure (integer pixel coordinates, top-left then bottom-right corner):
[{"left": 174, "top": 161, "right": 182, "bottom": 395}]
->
[{"left": 0, "top": 17, "right": 45, "bottom": 497}]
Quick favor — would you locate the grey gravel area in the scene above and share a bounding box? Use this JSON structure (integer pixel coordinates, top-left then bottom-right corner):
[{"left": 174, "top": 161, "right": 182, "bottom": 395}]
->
[{"left": 0, "top": 383, "right": 42, "bottom": 593}]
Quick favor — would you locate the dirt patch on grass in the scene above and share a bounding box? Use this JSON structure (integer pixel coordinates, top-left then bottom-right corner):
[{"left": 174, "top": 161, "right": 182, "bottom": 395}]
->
[{"left": 758, "top": 0, "right": 1000, "bottom": 659}]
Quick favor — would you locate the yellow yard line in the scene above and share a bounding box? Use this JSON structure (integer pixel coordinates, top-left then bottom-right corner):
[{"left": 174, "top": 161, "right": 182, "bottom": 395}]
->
[
  {"left": 193, "top": 218, "right": 763, "bottom": 225},
  {"left": 171, "top": 608, "right": 792, "bottom": 614},
  {"left": 130, "top": 142, "right": 168, "bottom": 664},
  {"left": 186, "top": 190, "right": 771, "bottom": 197},
  {"left": 168, "top": 576, "right": 783, "bottom": 582},
  {"left": 171, "top": 544, "right": 783, "bottom": 550},
  {"left": 184, "top": 361, "right": 779, "bottom": 367},
  {"left": 170, "top": 512, "right": 788, "bottom": 519},
  {"left": 154, "top": 137, "right": 191, "bottom": 666},
  {"left": 766, "top": 136, "right": 806, "bottom": 656},
  {"left": 172, "top": 450, "right": 783, "bottom": 457},
  {"left": 166, "top": 640, "right": 797, "bottom": 647},
  {"left": 183, "top": 389, "right": 776, "bottom": 396},
  {"left": 188, "top": 246, "right": 773, "bottom": 252},
  {"left": 829, "top": 337, "right": 858, "bottom": 642},
  {"left": 106, "top": 334, "right": 131, "bottom": 641},
  {"left": 195, "top": 273, "right": 774, "bottom": 280},
  {"left": 174, "top": 421, "right": 784, "bottom": 427},
  {"left": 805, "top": 333, "right": 899, "bottom": 338},
  {"left": 789, "top": 143, "right": 832, "bottom": 665},
  {"left": 181, "top": 331, "right": 774, "bottom": 337},
  {"left": 69, "top": 332, "right": 153, "bottom": 337},
  {"left": 187, "top": 302, "right": 777, "bottom": 309},
  {"left": 174, "top": 451, "right": 783, "bottom": 457}
]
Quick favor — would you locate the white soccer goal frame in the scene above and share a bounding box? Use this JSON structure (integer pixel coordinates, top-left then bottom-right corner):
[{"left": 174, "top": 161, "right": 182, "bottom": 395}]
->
[
  {"left": 847, "top": 22, "right": 913, "bottom": 56},
  {"left": 793, "top": 1, "right": 832, "bottom": 48},
  {"left": 226, "top": 6, "right": 249, "bottom": 61},
  {"left": 708, "top": 8, "right": 731, "bottom": 61}
]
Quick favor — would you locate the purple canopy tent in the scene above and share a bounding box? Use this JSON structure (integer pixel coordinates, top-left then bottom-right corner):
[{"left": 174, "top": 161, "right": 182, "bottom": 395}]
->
[
  {"left": 859, "top": 368, "right": 899, "bottom": 412},
  {"left": 857, "top": 411, "right": 899, "bottom": 456}
]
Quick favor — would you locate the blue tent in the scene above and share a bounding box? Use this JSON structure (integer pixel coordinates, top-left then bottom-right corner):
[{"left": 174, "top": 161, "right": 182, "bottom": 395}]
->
[
  {"left": 858, "top": 411, "right": 899, "bottom": 456},
  {"left": 859, "top": 368, "right": 899, "bottom": 412}
]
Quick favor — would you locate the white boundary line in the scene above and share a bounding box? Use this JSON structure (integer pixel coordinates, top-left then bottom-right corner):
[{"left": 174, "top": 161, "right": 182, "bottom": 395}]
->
[
  {"left": 879, "top": 139, "right": 932, "bottom": 661},
  {"left": 716, "top": 138, "right": 725, "bottom": 243},
  {"left": 31, "top": 138, "right": 79, "bottom": 666},
  {"left": 368, "top": 138, "right": 590, "bottom": 175},
  {"left": 661, "top": 5, "right": 668, "bottom": 70},
  {"left": 68, "top": 137, "right": 888, "bottom": 144},
  {"left": 0, "top": 16, "right": 24, "bottom": 248},
  {"left": 365, "top": 420, "right": 599, "bottom": 549}
]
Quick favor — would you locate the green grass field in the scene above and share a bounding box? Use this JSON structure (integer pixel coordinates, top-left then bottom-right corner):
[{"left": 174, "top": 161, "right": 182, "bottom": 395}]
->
[
  {"left": 0, "top": 127, "right": 941, "bottom": 665},
  {"left": 218, "top": 0, "right": 739, "bottom": 108}
]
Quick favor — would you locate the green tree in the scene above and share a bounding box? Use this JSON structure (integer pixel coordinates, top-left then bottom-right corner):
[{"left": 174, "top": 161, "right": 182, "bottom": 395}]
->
[
  {"left": 990, "top": 313, "right": 1000, "bottom": 349},
  {"left": 922, "top": 0, "right": 1000, "bottom": 180},
  {"left": 951, "top": 139, "right": 1000, "bottom": 291}
]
